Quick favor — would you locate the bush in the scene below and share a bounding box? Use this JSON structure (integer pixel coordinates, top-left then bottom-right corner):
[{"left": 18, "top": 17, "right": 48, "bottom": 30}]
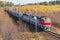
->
[
  {"left": 52, "top": 22, "right": 60, "bottom": 27},
  {"left": 0, "top": 1, "right": 14, "bottom": 7},
  {"left": 52, "top": 22, "right": 57, "bottom": 26}
]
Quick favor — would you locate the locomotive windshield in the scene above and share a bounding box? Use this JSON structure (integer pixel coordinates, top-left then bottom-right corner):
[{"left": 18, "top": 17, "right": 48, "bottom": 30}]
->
[
  {"left": 45, "top": 18, "right": 51, "bottom": 22},
  {"left": 41, "top": 16, "right": 51, "bottom": 22}
]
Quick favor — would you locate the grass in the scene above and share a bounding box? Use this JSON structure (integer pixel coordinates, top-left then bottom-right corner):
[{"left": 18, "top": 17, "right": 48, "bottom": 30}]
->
[{"left": 15, "top": 5, "right": 60, "bottom": 12}]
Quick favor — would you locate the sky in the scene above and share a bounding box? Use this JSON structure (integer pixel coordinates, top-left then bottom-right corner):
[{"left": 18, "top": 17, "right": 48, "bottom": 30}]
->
[{"left": 1, "top": 0, "right": 52, "bottom": 5}]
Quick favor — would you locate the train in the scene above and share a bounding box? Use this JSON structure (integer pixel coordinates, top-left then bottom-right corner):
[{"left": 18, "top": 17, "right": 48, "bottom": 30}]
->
[
  {"left": 5, "top": 9, "right": 51, "bottom": 31},
  {"left": 22, "top": 14, "right": 51, "bottom": 31}
]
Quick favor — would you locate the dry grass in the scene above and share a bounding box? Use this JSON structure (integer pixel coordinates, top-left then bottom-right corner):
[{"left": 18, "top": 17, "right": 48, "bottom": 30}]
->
[
  {"left": 15, "top": 5, "right": 60, "bottom": 12},
  {"left": 0, "top": 8, "right": 18, "bottom": 40},
  {"left": 51, "top": 26, "right": 60, "bottom": 35},
  {"left": 18, "top": 32, "right": 59, "bottom": 40}
]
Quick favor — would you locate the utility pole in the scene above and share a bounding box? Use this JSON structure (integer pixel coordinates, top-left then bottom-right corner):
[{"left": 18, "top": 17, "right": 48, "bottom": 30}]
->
[
  {"left": 53, "top": 0, "right": 56, "bottom": 5},
  {"left": 55, "top": 0, "right": 56, "bottom": 5},
  {"left": 34, "top": 16, "right": 37, "bottom": 33}
]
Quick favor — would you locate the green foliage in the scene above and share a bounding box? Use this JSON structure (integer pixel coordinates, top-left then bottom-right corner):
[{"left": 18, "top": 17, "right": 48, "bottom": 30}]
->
[
  {"left": 52, "top": 22, "right": 60, "bottom": 27},
  {"left": 38, "top": 0, "right": 60, "bottom": 5},
  {"left": 49, "top": 1, "right": 56, "bottom": 5},
  {"left": 20, "top": 0, "right": 60, "bottom": 5},
  {"left": 56, "top": 1, "right": 60, "bottom": 5},
  {"left": 39, "top": 2, "right": 48, "bottom": 5},
  {"left": 0, "top": 1, "right": 14, "bottom": 7},
  {"left": 52, "top": 22, "right": 57, "bottom": 26},
  {"left": 6, "top": 2, "right": 14, "bottom": 6},
  {"left": 45, "top": 1, "right": 60, "bottom": 5}
]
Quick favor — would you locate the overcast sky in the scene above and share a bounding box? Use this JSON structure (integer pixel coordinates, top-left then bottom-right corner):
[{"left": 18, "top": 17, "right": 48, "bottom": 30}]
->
[{"left": 1, "top": 0, "right": 52, "bottom": 5}]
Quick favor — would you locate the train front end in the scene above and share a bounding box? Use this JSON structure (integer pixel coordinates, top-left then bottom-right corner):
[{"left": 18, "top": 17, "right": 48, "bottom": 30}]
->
[{"left": 38, "top": 17, "right": 51, "bottom": 31}]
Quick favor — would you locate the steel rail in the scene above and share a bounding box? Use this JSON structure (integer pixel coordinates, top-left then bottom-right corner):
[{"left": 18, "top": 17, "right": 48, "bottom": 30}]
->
[{"left": 44, "top": 31, "right": 60, "bottom": 39}]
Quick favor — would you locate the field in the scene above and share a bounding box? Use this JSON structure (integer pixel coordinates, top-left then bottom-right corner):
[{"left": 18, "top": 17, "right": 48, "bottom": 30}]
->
[
  {"left": 18, "top": 5, "right": 60, "bottom": 12},
  {"left": 0, "top": 5, "right": 60, "bottom": 40}
]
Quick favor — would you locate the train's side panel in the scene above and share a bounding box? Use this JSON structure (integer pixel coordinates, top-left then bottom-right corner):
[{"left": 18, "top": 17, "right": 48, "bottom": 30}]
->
[
  {"left": 8, "top": 9, "right": 20, "bottom": 18},
  {"left": 22, "top": 14, "right": 45, "bottom": 30},
  {"left": 5, "top": 9, "right": 21, "bottom": 20},
  {"left": 22, "top": 15, "right": 37, "bottom": 25},
  {"left": 22, "top": 15, "right": 30, "bottom": 23}
]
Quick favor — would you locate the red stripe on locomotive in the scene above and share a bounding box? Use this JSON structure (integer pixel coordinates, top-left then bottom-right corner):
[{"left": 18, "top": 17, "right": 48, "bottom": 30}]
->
[{"left": 38, "top": 20, "right": 51, "bottom": 26}]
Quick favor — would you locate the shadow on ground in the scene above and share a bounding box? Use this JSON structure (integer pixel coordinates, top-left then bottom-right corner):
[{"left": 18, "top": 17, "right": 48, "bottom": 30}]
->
[
  {"left": 22, "top": 20, "right": 44, "bottom": 32},
  {"left": 28, "top": 24, "right": 43, "bottom": 32}
]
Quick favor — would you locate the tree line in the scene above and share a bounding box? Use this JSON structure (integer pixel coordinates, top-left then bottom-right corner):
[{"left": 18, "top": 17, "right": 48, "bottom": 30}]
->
[
  {"left": 26, "top": 0, "right": 60, "bottom": 5},
  {"left": 39, "top": 1, "right": 60, "bottom": 5},
  {"left": 0, "top": 1, "right": 14, "bottom": 7}
]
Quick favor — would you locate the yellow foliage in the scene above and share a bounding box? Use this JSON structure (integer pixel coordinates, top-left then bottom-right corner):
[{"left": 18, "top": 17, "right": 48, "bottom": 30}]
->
[{"left": 15, "top": 5, "right": 60, "bottom": 12}]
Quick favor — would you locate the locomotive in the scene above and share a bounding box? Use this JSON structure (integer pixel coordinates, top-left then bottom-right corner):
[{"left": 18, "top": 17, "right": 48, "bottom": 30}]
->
[
  {"left": 5, "top": 9, "right": 51, "bottom": 31},
  {"left": 22, "top": 14, "right": 51, "bottom": 31}
]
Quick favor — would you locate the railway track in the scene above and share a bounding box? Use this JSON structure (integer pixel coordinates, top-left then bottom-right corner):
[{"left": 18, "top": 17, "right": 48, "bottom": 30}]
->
[{"left": 44, "top": 31, "right": 60, "bottom": 39}]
